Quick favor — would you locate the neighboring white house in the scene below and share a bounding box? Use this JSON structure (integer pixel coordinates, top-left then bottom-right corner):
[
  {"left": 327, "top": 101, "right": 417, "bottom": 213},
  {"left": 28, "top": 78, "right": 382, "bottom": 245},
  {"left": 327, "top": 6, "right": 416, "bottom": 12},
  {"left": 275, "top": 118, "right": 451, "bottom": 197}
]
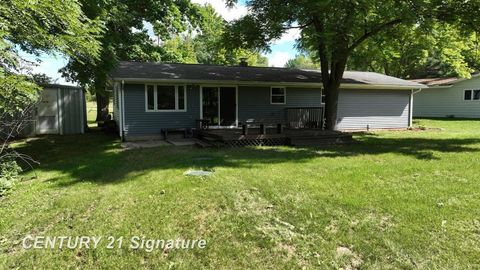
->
[{"left": 412, "top": 74, "right": 480, "bottom": 118}]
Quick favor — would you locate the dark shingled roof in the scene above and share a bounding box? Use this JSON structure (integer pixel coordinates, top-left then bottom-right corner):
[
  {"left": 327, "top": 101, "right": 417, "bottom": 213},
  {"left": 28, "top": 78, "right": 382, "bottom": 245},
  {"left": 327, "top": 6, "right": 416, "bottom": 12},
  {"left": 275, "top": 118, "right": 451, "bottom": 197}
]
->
[{"left": 110, "top": 61, "right": 425, "bottom": 88}]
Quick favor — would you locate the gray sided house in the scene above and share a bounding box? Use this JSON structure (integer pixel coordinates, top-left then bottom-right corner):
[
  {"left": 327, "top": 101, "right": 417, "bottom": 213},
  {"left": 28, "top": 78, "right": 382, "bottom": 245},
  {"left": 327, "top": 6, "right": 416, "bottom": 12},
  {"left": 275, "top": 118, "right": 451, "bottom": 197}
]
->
[
  {"left": 110, "top": 62, "right": 425, "bottom": 141},
  {"left": 22, "top": 84, "right": 87, "bottom": 137},
  {"left": 412, "top": 75, "right": 480, "bottom": 118}
]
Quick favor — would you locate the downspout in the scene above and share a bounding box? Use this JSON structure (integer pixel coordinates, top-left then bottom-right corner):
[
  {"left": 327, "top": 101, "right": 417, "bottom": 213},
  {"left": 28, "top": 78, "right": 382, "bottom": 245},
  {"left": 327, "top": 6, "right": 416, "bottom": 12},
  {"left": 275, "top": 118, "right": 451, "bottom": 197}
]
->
[
  {"left": 410, "top": 88, "right": 423, "bottom": 127},
  {"left": 121, "top": 80, "right": 126, "bottom": 141},
  {"left": 57, "top": 88, "right": 63, "bottom": 135},
  {"left": 320, "top": 86, "right": 325, "bottom": 130}
]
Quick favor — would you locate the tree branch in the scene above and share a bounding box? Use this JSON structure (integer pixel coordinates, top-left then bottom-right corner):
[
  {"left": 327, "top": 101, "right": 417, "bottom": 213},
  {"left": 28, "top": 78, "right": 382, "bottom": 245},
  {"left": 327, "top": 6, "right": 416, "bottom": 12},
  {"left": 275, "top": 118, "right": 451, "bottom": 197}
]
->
[
  {"left": 281, "top": 20, "right": 314, "bottom": 30},
  {"left": 348, "top": 19, "right": 403, "bottom": 52},
  {"left": 312, "top": 17, "right": 331, "bottom": 87}
]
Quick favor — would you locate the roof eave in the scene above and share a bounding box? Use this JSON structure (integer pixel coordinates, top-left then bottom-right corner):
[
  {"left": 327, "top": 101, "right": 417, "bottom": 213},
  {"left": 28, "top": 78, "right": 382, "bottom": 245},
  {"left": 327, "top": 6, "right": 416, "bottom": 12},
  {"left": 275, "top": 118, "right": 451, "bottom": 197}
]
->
[{"left": 110, "top": 77, "right": 423, "bottom": 90}]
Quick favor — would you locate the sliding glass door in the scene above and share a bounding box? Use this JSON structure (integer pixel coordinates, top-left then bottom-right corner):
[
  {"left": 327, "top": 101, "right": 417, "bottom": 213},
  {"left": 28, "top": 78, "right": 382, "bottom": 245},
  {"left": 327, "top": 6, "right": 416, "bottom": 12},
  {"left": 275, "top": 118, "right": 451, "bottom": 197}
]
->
[{"left": 202, "top": 86, "right": 237, "bottom": 127}]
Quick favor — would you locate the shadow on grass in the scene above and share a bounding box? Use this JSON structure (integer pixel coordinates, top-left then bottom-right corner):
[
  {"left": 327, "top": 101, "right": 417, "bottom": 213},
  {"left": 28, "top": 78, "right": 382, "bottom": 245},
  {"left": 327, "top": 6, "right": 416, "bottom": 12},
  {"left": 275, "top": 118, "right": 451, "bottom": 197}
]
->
[{"left": 13, "top": 131, "right": 480, "bottom": 188}]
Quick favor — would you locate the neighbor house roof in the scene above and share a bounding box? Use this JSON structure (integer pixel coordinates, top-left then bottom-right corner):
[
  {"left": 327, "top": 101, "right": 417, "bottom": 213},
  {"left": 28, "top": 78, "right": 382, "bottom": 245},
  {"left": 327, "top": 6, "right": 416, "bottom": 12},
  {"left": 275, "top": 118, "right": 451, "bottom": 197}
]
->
[
  {"left": 410, "top": 73, "right": 480, "bottom": 87},
  {"left": 409, "top": 77, "right": 460, "bottom": 86},
  {"left": 110, "top": 61, "right": 426, "bottom": 89}
]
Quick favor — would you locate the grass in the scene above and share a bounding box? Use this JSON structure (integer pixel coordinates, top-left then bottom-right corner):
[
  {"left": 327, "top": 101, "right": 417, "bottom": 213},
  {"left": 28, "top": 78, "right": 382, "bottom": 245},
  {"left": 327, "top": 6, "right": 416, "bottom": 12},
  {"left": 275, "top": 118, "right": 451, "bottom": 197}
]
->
[{"left": 1, "top": 119, "right": 480, "bottom": 269}]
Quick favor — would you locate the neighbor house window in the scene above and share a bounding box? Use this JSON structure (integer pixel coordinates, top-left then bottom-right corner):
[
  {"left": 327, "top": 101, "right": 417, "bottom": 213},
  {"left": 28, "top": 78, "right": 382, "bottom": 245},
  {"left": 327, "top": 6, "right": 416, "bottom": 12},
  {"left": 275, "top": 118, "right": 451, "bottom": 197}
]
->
[
  {"left": 464, "top": 89, "right": 480, "bottom": 101},
  {"left": 146, "top": 85, "right": 187, "bottom": 111},
  {"left": 271, "top": 87, "right": 286, "bottom": 104},
  {"left": 474, "top": 90, "right": 480, "bottom": 100}
]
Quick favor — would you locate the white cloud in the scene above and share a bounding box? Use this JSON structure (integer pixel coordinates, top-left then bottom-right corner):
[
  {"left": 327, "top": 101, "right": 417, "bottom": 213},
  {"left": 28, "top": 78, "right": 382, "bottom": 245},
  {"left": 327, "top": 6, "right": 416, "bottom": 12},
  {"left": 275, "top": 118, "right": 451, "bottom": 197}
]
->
[
  {"left": 272, "top": 28, "right": 301, "bottom": 45},
  {"left": 266, "top": 51, "right": 293, "bottom": 67},
  {"left": 191, "top": 0, "right": 247, "bottom": 21}
]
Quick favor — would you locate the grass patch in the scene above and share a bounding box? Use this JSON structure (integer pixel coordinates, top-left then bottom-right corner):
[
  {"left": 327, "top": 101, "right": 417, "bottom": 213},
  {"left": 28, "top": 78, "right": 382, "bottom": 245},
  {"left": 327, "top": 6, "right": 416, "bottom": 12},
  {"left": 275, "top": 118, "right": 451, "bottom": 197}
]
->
[{"left": 1, "top": 119, "right": 480, "bottom": 268}]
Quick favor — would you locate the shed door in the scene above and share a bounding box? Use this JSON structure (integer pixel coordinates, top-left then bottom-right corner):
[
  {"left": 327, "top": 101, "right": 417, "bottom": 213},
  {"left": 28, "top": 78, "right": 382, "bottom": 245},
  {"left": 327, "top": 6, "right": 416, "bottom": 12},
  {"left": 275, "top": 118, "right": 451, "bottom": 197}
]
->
[{"left": 36, "top": 89, "right": 59, "bottom": 134}]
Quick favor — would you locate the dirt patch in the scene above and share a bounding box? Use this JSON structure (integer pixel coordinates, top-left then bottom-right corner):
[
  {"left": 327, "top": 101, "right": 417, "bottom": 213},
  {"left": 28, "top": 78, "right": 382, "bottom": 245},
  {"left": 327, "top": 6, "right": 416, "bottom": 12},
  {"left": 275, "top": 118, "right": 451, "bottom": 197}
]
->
[
  {"left": 121, "top": 140, "right": 170, "bottom": 150},
  {"left": 336, "top": 246, "right": 363, "bottom": 270},
  {"left": 233, "top": 189, "right": 273, "bottom": 216},
  {"left": 183, "top": 170, "right": 214, "bottom": 177}
]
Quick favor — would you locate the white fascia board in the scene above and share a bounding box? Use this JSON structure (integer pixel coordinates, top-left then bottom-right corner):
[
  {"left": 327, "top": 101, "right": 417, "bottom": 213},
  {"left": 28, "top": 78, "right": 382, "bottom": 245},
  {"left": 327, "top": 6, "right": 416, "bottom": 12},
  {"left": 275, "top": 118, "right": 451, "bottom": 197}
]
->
[{"left": 340, "top": 84, "right": 428, "bottom": 90}]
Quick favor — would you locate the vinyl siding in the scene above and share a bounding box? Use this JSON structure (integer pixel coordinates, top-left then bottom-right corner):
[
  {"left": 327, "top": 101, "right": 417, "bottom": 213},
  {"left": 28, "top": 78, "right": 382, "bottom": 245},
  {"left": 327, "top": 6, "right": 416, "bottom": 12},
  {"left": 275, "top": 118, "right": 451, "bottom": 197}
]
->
[
  {"left": 123, "top": 83, "right": 200, "bottom": 137},
  {"left": 122, "top": 83, "right": 411, "bottom": 138},
  {"left": 413, "top": 77, "right": 480, "bottom": 118},
  {"left": 336, "top": 89, "right": 411, "bottom": 129},
  {"left": 237, "top": 86, "right": 322, "bottom": 124}
]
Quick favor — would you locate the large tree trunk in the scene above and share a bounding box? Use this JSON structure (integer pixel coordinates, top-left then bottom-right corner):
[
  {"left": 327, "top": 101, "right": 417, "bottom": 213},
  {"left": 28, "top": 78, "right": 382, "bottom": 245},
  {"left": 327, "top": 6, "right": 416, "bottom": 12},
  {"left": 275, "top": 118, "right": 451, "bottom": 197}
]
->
[
  {"left": 323, "top": 58, "right": 348, "bottom": 131},
  {"left": 95, "top": 91, "right": 110, "bottom": 125},
  {"left": 324, "top": 83, "right": 340, "bottom": 130}
]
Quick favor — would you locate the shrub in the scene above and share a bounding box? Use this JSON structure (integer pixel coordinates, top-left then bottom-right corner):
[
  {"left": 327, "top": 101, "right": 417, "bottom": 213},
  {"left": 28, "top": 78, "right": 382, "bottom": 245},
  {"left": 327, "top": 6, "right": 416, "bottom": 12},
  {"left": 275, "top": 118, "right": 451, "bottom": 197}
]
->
[{"left": 0, "top": 159, "right": 22, "bottom": 196}]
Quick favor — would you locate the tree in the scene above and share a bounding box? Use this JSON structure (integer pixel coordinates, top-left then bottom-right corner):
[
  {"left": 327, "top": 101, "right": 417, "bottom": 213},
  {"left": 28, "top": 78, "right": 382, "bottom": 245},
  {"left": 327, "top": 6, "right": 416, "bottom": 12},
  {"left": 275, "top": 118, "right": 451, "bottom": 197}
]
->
[
  {"left": 224, "top": 0, "right": 477, "bottom": 130},
  {"left": 31, "top": 73, "right": 54, "bottom": 85},
  {"left": 0, "top": 0, "right": 101, "bottom": 195},
  {"left": 348, "top": 24, "right": 479, "bottom": 79},
  {"left": 285, "top": 54, "right": 319, "bottom": 69},
  {"left": 62, "top": 0, "right": 201, "bottom": 122},
  {"left": 163, "top": 4, "right": 268, "bottom": 67}
]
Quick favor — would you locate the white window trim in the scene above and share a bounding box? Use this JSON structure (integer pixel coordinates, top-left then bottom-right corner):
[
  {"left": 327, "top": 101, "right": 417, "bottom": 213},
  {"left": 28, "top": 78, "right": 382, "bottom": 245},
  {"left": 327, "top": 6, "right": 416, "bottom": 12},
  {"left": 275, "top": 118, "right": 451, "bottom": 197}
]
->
[
  {"left": 270, "top": 86, "right": 286, "bottom": 105},
  {"left": 145, "top": 84, "right": 187, "bottom": 112},
  {"left": 465, "top": 89, "right": 480, "bottom": 101},
  {"left": 464, "top": 90, "right": 473, "bottom": 101}
]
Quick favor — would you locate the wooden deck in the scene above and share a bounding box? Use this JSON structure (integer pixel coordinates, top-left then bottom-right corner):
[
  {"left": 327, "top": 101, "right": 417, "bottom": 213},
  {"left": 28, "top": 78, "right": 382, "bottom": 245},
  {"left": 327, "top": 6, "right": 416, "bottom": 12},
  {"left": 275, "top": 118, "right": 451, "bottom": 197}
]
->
[{"left": 195, "top": 128, "right": 354, "bottom": 147}]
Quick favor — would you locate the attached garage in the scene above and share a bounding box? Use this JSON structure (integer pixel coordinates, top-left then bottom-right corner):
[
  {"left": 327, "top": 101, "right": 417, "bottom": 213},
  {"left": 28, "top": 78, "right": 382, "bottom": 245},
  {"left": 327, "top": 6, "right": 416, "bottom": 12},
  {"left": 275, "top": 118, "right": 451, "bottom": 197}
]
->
[{"left": 336, "top": 89, "right": 412, "bottom": 130}]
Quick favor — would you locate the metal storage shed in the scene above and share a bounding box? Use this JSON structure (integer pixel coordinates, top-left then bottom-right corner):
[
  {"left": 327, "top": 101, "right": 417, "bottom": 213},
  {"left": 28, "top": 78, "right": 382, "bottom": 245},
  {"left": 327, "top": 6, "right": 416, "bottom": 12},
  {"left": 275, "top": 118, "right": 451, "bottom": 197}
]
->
[{"left": 26, "top": 84, "right": 87, "bottom": 136}]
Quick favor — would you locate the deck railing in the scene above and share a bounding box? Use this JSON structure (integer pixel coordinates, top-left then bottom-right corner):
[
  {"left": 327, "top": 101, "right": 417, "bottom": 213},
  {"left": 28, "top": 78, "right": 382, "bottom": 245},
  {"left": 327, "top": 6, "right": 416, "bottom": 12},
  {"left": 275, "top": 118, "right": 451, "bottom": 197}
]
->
[{"left": 286, "top": 107, "right": 324, "bottom": 129}]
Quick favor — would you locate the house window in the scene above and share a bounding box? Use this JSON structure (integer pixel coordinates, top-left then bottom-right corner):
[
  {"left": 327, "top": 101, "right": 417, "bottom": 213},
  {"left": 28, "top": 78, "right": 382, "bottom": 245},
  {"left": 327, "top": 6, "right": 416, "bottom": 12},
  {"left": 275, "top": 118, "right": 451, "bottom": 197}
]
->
[
  {"left": 146, "top": 85, "right": 187, "bottom": 112},
  {"left": 157, "top": 85, "right": 176, "bottom": 110},
  {"left": 271, "top": 87, "right": 286, "bottom": 104},
  {"left": 321, "top": 94, "right": 326, "bottom": 104},
  {"left": 464, "top": 90, "right": 472, "bottom": 100}
]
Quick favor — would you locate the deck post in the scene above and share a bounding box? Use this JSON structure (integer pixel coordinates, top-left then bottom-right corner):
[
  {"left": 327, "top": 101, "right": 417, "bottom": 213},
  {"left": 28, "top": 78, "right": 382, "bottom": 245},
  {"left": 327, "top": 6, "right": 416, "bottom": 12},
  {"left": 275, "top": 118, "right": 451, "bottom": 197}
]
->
[
  {"left": 242, "top": 124, "right": 248, "bottom": 135},
  {"left": 260, "top": 124, "right": 266, "bottom": 135},
  {"left": 277, "top": 123, "right": 283, "bottom": 134}
]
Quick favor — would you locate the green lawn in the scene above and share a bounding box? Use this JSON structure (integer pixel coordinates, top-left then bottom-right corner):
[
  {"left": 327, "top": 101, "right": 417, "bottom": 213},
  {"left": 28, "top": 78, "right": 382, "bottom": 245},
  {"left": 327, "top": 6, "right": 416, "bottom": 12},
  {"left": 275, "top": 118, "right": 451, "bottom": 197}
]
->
[{"left": 1, "top": 119, "right": 480, "bottom": 269}]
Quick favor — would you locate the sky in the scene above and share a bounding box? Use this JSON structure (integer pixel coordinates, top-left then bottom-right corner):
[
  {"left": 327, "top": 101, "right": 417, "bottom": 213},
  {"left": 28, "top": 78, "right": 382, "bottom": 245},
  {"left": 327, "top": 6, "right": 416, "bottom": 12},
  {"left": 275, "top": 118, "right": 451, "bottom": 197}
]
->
[{"left": 21, "top": 0, "right": 300, "bottom": 85}]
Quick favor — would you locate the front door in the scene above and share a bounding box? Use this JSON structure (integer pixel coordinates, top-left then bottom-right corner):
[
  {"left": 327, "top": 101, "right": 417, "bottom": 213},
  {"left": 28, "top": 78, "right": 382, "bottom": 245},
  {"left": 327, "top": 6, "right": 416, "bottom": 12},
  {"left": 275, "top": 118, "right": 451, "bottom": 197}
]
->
[
  {"left": 36, "top": 89, "right": 59, "bottom": 134},
  {"left": 202, "top": 86, "right": 237, "bottom": 127}
]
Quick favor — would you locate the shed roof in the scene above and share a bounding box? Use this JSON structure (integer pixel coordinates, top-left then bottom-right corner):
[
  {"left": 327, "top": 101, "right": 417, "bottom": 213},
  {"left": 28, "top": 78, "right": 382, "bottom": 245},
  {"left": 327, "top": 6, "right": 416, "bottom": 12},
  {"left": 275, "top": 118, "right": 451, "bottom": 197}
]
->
[
  {"left": 43, "top": 84, "right": 82, "bottom": 90},
  {"left": 110, "top": 61, "right": 425, "bottom": 88}
]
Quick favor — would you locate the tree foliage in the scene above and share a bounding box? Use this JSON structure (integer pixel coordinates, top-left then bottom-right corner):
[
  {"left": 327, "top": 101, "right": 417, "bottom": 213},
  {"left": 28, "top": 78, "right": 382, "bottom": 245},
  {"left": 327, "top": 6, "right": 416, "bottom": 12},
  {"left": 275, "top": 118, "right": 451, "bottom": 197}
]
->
[
  {"left": 61, "top": 0, "right": 201, "bottom": 121},
  {"left": 284, "top": 54, "right": 319, "bottom": 69},
  {"left": 162, "top": 4, "right": 268, "bottom": 66},
  {"left": 0, "top": 0, "right": 101, "bottom": 194},
  {"left": 1, "top": 0, "right": 102, "bottom": 113},
  {"left": 348, "top": 24, "right": 480, "bottom": 79}
]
